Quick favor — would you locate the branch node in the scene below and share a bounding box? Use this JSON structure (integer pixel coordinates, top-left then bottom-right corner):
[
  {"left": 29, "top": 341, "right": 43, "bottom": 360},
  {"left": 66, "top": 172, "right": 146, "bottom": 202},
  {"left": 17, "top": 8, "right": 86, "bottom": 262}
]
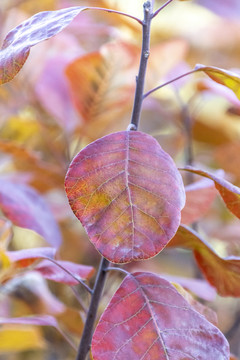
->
[{"left": 127, "top": 124, "right": 137, "bottom": 131}]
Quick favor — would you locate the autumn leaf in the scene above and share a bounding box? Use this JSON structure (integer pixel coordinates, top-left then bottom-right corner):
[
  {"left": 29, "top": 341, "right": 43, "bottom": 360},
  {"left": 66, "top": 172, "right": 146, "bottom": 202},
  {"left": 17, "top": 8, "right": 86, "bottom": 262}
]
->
[
  {"left": 168, "top": 225, "right": 240, "bottom": 296},
  {"left": 66, "top": 42, "right": 138, "bottom": 141},
  {"left": 0, "top": 6, "right": 141, "bottom": 84},
  {"left": 92, "top": 272, "right": 229, "bottom": 359},
  {"left": 0, "top": 179, "right": 62, "bottom": 247},
  {"left": 195, "top": 64, "right": 240, "bottom": 100},
  {"left": 0, "top": 7, "right": 87, "bottom": 84},
  {"left": 65, "top": 131, "right": 185, "bottom": 263},
  {"left": 180, "top": 166, "right": 240, "bottom": 219}
]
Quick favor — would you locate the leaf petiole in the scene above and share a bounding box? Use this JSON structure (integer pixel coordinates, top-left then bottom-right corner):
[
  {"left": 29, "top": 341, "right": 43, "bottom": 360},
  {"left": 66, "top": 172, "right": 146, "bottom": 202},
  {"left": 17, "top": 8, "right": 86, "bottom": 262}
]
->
[{"left": 143, "top": 69, "right": 199, "bottom": 99}]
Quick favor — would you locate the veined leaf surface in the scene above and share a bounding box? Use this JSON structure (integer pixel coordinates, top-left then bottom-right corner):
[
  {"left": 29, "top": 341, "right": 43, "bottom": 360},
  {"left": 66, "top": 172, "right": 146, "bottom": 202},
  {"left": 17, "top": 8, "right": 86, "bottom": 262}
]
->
[
  {"left": 92, "top": 272, "right": 229, "bottom": 359},
  {"left": 65, "top": 131, "right": 185, "bottom": 263}
]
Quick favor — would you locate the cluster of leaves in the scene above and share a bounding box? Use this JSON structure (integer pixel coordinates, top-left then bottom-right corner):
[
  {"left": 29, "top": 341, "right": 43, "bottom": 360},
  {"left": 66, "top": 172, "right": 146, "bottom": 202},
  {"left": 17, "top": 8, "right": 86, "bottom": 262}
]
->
[{"left": 1, "top": 0, "right": 240, "bottom": 359}]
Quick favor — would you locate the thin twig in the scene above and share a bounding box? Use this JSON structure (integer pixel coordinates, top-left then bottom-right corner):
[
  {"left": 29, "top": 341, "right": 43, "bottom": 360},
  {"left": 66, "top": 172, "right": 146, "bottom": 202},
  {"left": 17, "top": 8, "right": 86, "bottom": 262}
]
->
[
  {"left": 76, "top": 257, "right": 110, "bottom": 360},
  {"left": 129, "top": 1, "right": 153, "bottom": 130},
  {"left": 88, "top": 7, "right": 143, "bottom": 25},
  {"left": 152, "top": 0, "right": 174, "bottom": 19},
  {"left": 143, "top": 69, "right": 198, "bottom": 99},
  {"left": 107, "top": 267, "right": 130, "bottom": 276}
]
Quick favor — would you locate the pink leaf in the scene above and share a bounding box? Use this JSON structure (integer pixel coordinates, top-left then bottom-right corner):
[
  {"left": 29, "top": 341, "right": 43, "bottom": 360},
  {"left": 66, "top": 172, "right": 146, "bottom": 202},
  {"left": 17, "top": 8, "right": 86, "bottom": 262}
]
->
[
  {"left": 181, "top": 178, "right": 217, "bottom": 224},
  {"left": 92, "top": 272, "right": 229, "bottom": 359}
]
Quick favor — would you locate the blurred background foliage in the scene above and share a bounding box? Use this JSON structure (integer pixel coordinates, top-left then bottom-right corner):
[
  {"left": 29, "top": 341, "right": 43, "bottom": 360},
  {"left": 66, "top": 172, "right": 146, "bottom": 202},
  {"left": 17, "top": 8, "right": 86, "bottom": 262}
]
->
[{"left": 1, "top": 0, "right": 240, "bottom": 358}]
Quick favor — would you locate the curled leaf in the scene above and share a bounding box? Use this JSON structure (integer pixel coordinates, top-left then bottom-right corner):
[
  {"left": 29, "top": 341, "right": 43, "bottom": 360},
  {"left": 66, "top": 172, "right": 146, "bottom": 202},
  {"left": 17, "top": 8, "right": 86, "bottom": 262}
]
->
[
  {"left": 65, "top": 131, "right": 185, "bottom": 263},
  {"left": 180, "top": 166, "right": 240, "bottom": 219},
  {"left": 169, "top": 225, "right": 240, "bottom": 297},
  {"left": 92, "top": 272, "right": 229, "bottom": 359}
]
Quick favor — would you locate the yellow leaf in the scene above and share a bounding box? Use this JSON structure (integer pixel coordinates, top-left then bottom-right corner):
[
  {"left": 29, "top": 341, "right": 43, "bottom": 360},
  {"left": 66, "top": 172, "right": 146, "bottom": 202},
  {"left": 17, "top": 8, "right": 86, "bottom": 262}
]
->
[
  {"left": 0, "top": 325, "right": 45, "bottom": 352},
  {"left": 195, "top": 64, "right": 240, "bottom": 100}
]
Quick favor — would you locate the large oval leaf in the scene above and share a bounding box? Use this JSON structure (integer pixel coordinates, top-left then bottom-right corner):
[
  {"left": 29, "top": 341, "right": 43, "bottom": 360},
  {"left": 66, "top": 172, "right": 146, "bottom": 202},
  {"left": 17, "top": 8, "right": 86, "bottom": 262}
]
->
[
  {"left": 65, "top": 131, "right": 185, "bottom": 263},
  {"left": 92, "top": 272, "right": 229, "bottom": 359}
]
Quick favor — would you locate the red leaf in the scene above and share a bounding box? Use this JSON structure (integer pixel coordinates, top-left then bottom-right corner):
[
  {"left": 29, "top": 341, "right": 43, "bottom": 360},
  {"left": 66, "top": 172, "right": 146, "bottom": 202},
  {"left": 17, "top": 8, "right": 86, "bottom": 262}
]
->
[
  {"left": 35, "top": 259, "right": 95, "bottom": 285},
  {"left": 181, "top": 178, "right": 217, "bottom": 225},
  {"left": 65, "top": 131, "right": 185, "bottom": 263},
  {"left": 180, "top": 166, "right": 240, "bottom": 219},
  {"left": 169, "top": 225, "right": 240, "bottom": 297},
  {"left": 92, "top": 272, "right": 229, "bottom": 359},
  {"left": 0, "top": 179, "right": 62, "bottom": 248}
]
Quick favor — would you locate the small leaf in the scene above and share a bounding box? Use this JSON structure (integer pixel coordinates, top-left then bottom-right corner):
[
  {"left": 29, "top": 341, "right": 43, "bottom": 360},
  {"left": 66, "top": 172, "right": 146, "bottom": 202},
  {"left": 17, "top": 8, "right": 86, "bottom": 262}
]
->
[
  {"left": 181, "top": 178, "right": 217, "bottom": 224},
  {"left": 65, "top": 131, "right": 185, "bottom": 263},
  {"left": 35, "top": 259, "right": 95, "bottom": 285},
  {"left": 0, "top": 7, "right": 86, "bottom": 84},
  {"left": 92, "top": 272, "right": 229, "bottom": 359},
  {"left": 169, "top": 225, "right": 240, "bottom": 297},
  {"left": 195, "top": 64, "right": 240, "bottom": 100},
  {"left": 180, "top": 166, "right": 240, "bottom": 219},
  {"left": 0, "top": 179, "right": 62, "bottom": 247}
]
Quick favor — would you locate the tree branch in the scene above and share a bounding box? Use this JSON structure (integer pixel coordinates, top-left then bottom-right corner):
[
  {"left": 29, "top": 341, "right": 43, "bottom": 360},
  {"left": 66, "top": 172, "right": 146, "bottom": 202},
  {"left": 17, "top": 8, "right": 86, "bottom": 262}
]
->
[{"left": 76, "top": 257, "right": 110, "bottom": 360}]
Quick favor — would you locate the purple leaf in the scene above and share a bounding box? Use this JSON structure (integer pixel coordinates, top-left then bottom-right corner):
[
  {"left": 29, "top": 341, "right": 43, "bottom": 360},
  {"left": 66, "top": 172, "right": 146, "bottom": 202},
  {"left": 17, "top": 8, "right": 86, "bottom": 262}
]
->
[{"left": 0, "top": 179, "right": 62, "bottom": 247}]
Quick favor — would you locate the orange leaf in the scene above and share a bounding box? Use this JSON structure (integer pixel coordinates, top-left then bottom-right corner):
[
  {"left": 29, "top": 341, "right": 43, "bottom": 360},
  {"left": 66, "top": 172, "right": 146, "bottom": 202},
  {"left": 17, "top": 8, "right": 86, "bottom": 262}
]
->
[
  {"left": 66, "top": 42, "right": 138, "bottom": 141},
  {"left": 169, "top": 225, "right": 240, "bottom": 297},
  {"left": 65, "top": 131, "right": 185, "bottom": 263}
]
